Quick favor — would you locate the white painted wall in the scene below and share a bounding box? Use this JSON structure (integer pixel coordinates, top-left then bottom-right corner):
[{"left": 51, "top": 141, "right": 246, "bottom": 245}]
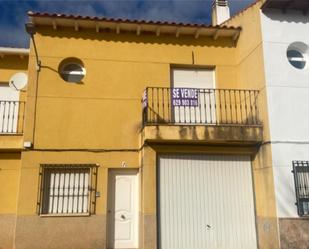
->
[
  {"left": 0, "top": 85, "right": 19, "bottom": 101},
  {"left": 261, "top": 9, "right": 309, "bottom": 217}
]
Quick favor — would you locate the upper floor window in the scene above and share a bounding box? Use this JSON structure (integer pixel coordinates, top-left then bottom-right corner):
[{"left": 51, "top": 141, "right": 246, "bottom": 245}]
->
[
  {"left": 58, "top": 58, "right": 86, "bottom": 83},
  {"left": 287, "top": 42, "right": 308, "bottom": 70},
  {"left": 292, "top": 161, "right": 309, "bottom": 216}
]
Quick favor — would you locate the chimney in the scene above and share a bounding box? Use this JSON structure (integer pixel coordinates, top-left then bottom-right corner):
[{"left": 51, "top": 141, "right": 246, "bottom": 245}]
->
[{"left": 212, "top": 0, "right": 230, "bottom": 26}]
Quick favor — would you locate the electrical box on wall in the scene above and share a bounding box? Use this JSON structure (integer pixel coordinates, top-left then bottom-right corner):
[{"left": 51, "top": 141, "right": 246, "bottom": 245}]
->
[{"left": 23, "top": 141, "right": 32, "bottom": 148}]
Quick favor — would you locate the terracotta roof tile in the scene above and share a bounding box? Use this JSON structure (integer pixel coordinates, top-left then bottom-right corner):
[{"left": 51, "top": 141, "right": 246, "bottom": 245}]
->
[{"left": 28, "top": 11, "right": 241, "bottom": 30}]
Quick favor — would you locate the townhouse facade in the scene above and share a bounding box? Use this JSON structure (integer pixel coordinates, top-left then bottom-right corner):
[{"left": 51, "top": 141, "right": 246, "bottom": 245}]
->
[
  {"left": 0, "top": 47, "right": 29, "bottom": 249},
  {"left": 0, "top": 0, "right": 308, "bottom": 249}
]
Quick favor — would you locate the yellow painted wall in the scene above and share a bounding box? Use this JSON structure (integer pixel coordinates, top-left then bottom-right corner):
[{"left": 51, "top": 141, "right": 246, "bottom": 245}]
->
[
  {"left": 0, "top": 53, "right": 28, "bottom": 146},
  {"left": 0, "top": 54, "right": 28, "bottom": 111},
  {"left": 0, "top": 153, "right": 20, "bottom": 247},
  {"left": 226, "top": 1, "right": 270, "bottom": 135},
  {"left": 0, "top": 153, "right": 21, "bottom": 213},
  {"left": 17, "top": 150, "right": 139, "bottom": 215},
  {"left": 0, "top": 54, "right": 28, "bottom": 249},
  {"left": 0, "top": 54, "right": 28, "bottom": 215},
  {"left": 24, "top": 27, "right": 238, "bottom": 150},
  {"left": 225, "top": 1, "right": 279, "bottom": 248},
  {"left": 0, "top": 55, "right": 28, "bottom": 83},
  {"left": 19, "top": 27, "right": 239, "bottom": 215}
]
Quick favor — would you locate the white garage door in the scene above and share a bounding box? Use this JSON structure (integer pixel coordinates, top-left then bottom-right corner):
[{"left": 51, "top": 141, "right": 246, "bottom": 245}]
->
[{"left": 158, "top": 154, "right": 257, "bottom": 249}]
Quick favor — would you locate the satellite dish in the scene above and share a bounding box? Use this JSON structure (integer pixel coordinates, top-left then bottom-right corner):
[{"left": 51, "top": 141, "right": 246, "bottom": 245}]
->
[{"left": 9, "top": 72, "right": 28, "bottom": 91}]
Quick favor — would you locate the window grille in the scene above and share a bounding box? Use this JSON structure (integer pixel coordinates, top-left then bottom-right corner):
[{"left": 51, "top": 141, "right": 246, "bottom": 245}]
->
[
  {"left": 292, "top": 161, "right": 309, "bottom": 216},
  {"left": 38, "top": 164, "right": 98, "bottom": 216}
]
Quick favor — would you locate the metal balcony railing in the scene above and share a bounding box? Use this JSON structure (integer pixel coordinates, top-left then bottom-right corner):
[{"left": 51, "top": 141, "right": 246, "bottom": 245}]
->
[
  {"left": 142, "top": 87, "right": 261, "bottom": 126},
  {"left": 0, "top": 101, "right": 26, "bottom": 134}
]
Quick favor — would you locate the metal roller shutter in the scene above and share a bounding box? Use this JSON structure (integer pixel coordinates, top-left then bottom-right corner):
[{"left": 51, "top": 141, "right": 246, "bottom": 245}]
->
[{"left": 158, "top": 154, "right": 257, "bottom": 249}]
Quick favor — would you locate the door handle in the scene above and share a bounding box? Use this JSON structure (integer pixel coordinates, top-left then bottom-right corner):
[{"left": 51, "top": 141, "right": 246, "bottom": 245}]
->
[{"left": 121, "top": 214, "right": 126, "bottom": 220}]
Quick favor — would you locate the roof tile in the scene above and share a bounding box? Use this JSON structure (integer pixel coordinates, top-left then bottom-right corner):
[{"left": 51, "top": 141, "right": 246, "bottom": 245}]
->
[{"left": 28, "top": 11, "right": 241, "bottom": 30}]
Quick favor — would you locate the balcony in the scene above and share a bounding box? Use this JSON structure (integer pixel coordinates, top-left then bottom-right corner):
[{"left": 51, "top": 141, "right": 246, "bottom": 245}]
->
[
  {"left": 141, "top": 87, "right": 263, "bottom": 145},
  {"left": 0, "top": 100, "right": 26, "bottom": 150}
]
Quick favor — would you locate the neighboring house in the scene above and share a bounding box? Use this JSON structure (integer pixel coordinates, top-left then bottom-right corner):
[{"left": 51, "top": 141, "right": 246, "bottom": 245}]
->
[
  {"left": 0, "top": 0, "right": 308, "bottom": 249},
  {"left": 225, "top": 0, "right": 309, "bottom": 248},
  {"left": 0, "top": 47, "right": 29, "bottom": 248}
]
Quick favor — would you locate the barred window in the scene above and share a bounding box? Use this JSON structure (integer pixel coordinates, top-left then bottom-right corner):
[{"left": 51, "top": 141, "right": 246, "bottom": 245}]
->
[
  {"left": 292, "top": 161, "right": 309, "bottom": 216},
  {"left": 38, "top": 164, "right": 98, "bottom": 216}
]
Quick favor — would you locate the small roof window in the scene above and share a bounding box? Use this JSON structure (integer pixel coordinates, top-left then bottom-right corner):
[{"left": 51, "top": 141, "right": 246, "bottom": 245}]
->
[
  {"left": 59, "top": 58, "right": 86, "bottom": 83},
  {"left": 287, "top": 42, "right": 308, "bottom": 70}
]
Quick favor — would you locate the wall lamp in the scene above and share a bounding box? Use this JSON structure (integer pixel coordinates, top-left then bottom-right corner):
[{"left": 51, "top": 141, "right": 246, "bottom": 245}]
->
[{"left": 25, "top": 22, "right": 41, "bottom": 71}]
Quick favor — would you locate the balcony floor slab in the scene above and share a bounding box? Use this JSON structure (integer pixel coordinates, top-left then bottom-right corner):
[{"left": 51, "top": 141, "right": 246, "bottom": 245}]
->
[
  {"left": 142, "top": 124, "right": 263, "bottom": 146},
  {"left": 0, "top": 134, "right": 23, "bottom": 151}
]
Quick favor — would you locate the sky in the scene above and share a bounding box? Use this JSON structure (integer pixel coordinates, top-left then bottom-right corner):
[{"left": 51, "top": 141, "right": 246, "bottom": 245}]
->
[{"left": 0, "top": 0, "right": 256, "bottom": 48}]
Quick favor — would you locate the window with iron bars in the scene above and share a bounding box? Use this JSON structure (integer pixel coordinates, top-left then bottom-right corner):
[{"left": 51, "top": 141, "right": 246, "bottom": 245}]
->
[
  {"left": 37, "top": 164, "right": 98, "bottom": 216},
  {"left": 292, "top": 161, "right": 309, "bottom": 216}
]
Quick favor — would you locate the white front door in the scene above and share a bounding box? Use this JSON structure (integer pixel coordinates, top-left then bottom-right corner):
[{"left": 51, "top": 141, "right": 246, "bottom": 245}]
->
[
  {"left": 107, "top": 169, "right": 139, "bottom": 249},
  {"left": 172, "top": 68, "right": 216, "bottom": 124}
]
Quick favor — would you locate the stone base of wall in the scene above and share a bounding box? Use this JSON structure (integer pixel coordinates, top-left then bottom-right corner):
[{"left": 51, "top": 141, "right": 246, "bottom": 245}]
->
[
  {"left": 256, "top": 216, "right": 280, "bottom": 249},
  {"left": 11, "top": 215, "right": 307, "bottom": 249},
  {"left": 0, "top": 215, "right": 16, "bottom": 249},
  {"left": 15, "top": 215, "right": 106, "bottom": 249},
  {"left": 279, "top": 218, "right": 309, "bottom": 249},
  {"left": 142, "top": 214, "right": 156, "bottom": 249}
]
